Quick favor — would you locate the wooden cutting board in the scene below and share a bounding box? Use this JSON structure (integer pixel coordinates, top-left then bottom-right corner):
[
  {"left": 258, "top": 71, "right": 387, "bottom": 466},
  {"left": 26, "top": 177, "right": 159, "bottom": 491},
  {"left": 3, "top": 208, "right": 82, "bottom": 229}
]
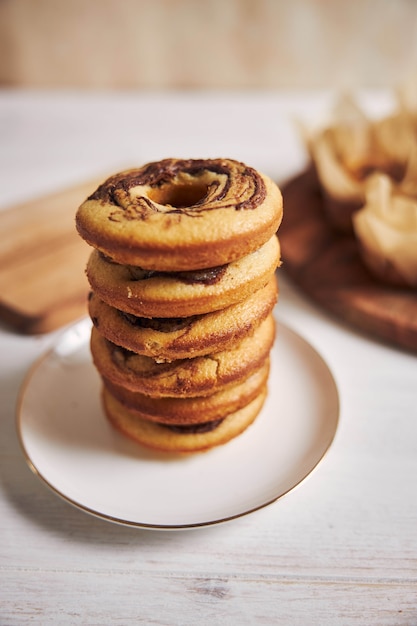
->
[
  {"left": 0, "top": 179, "right": 102, "bottom": 334},
  {"left": 279, "top": 168, "right": 417, "bottom": 353}
]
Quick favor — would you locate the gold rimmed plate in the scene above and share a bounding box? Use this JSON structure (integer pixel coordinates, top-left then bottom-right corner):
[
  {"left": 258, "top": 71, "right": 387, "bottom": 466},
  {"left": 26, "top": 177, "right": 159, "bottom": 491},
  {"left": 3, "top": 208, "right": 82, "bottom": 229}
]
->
[{"left": 16, "top": 317, "right": 339, "bottom": 529}]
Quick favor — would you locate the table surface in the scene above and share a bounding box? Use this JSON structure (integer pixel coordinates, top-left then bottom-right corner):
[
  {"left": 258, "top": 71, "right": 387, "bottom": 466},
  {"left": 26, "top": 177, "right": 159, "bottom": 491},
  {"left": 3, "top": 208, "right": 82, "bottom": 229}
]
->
[{"left": 1, "top": 89, "right": 416, "bottom": 626}]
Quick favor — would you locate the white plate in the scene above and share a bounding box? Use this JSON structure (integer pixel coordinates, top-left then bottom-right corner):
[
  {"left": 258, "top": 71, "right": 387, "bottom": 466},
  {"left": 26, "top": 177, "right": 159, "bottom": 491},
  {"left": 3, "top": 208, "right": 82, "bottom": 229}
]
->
[{"left": 17, "top": 317, "right": 339, "bottom": 529}]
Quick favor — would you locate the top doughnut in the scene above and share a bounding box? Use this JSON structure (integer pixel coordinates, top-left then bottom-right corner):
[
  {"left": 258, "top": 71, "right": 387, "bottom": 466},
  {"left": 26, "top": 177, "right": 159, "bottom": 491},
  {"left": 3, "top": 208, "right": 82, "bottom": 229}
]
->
[{"left": 76, "top": 158, "right": 283, "bottom": 270}]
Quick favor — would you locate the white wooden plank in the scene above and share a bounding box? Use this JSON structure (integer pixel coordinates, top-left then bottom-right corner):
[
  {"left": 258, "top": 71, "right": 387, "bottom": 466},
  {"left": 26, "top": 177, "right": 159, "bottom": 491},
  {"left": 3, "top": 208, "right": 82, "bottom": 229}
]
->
[{"left": 1, "top": 570, "right": 416, "bottom": 626}]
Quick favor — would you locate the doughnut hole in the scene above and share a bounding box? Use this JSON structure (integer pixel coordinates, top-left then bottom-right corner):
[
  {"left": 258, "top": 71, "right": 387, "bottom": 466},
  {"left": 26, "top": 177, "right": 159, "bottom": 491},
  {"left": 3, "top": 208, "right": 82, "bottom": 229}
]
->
[{"left": 148, "top": 182, "right": 209, "bottom": 209}]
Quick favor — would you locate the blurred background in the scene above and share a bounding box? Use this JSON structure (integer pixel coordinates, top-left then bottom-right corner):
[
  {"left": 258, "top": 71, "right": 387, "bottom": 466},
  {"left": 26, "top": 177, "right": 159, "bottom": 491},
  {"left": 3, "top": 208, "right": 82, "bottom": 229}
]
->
[{"left": 1, "top": 0, "right": 417, "bottom": 91}]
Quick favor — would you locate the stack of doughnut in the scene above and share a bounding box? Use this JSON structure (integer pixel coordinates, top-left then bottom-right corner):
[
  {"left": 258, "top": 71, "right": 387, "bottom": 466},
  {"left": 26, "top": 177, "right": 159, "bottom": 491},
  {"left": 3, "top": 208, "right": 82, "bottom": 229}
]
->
[{"left": 76, "top": 158, "right": 283, "bottom": 453}]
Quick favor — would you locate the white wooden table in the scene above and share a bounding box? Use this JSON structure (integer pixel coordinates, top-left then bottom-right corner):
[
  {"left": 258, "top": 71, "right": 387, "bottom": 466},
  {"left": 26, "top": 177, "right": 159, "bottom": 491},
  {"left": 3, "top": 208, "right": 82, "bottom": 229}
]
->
[{"left": 1, "top": 90, "right": 416, "bottom": 625}]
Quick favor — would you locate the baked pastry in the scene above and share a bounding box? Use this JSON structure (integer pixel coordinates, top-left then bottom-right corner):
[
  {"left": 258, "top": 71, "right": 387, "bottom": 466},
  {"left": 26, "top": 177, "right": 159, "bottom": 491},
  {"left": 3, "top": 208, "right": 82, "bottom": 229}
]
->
[
  {"left": 76, "top": 158, "right": 283, "bottom": 270},
  {"left": 88, "top": 276, "right": 278, "bottom": 361},
  {"left": 307, "top": 96, "right": 410, "bottom": 232},
  {"left": 90, "top": 314, "right": 275, "bottom": 398},
  {"left": 76, "top": 157, "right": 284, "bottom": 453},
  {"left": 353, "top": 172, "right": 417, "bottom": 287},
  {"left": 101, "top": 358, "right": 269, "bottom": 425},
  {"left": 85, "top": 235, "right": 280, "bottom": 318},
  {"left": 102, "top": 385, "right": 267, "bottom": 453}
]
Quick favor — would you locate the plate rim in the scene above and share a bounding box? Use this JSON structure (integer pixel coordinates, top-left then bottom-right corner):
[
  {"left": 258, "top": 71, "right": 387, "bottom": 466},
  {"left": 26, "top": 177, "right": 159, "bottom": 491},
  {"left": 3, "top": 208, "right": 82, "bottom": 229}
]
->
[{"left": 15, "top": 317, "right": 340, "bottom": 531}]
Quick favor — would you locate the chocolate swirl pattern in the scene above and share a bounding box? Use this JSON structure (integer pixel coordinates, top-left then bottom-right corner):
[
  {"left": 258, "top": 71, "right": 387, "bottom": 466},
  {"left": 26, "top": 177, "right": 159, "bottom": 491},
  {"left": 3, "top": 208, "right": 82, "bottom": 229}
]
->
[{"left": 89, "top": 158, "right": 266, "bottom": 220}]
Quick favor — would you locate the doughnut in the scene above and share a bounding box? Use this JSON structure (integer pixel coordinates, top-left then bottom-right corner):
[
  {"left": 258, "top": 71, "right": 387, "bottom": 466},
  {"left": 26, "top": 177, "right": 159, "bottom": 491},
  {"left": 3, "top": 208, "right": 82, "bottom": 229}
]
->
[
  {"left": 85, "top": 235, "right": 280, "bottom": 318},
  {"left": 88, "top": 276, "right": 278, "bottom": 361},
  {"left": 102, "top": 385, "right": 267, "bottom": 453},
  {"left": 76, "top": 158, "right": 283, "bottom": 270},
  {"left": 90, "top": 314, "right": 275, "bottom": 398},
  {"left": 101, "top": 358, "right": 270, "bottom": 425},
  {"left": 76, "top": 157, "right": 284, "bottom": 453}
]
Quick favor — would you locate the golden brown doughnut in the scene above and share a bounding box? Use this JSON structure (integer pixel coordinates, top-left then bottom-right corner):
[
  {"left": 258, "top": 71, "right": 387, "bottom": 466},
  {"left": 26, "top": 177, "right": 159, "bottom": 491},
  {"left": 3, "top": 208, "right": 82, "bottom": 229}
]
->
[
  {"left": 88, "top": 276, "right": 278, "bottom": 361},
  {"left": 101, "top": 358, "right": 270, "bottom": 425},
  {"left": 102, "top": 385, "right": 267, "bottom": 453},
  {"left": 85, "top": 235, "right": 280, "bottom": 318},
  {"left": 90, "top": 314, "right": 275, "bottom": 398},
  {"left": 76, "top": 158, "right": 283, "bottom": 270}
]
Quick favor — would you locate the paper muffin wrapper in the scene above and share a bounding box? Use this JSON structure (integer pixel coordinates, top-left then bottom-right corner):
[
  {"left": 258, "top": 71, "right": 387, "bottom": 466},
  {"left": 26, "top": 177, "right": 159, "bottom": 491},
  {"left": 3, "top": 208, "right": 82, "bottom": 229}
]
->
[
  {"left": 353, "top": 173, "right": 417, "bottom": 288},
  {"left": 398, "top": 70, "right": 417, "bottom": 122},
  {"left": 306, "top": 95, "right": 415, "bottom": 233}
]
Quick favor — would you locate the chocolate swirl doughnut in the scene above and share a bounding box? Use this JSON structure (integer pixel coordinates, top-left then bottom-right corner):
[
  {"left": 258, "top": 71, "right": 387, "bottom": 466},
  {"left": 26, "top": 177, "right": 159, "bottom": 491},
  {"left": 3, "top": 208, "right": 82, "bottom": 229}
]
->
[
  {"left": 90, "top": 314, "right": 275, "bottom": 398},
  {"left": 102, "top": 385, "right": 267, "bottom": 453},
  {"left": 100, "top": 359, "right": 270, "bottom": 425},
  {"left": 85, "top": 236, "right": 280, "bottom": 318},
  {"left": 76, "top": 158, "right": 283, "bottom": 270}
]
